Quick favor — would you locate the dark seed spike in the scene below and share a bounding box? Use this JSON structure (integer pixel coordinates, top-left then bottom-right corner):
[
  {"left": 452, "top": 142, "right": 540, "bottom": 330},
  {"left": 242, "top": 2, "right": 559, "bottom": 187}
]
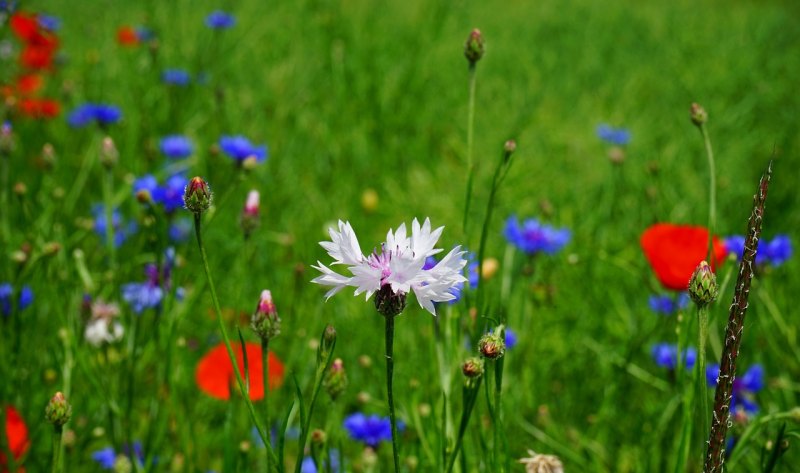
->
[{"left": 704, "top": 161, "right": 772, "bottom": 473}]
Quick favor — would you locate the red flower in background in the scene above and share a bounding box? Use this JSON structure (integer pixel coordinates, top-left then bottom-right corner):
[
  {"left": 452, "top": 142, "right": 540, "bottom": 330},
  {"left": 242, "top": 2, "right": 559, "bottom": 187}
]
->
[
  {"left": 1, "top": 406, "right": 29, "bottom": 472},
  {"left": 18, "top": 98, "right": 60, "bottom": 118},
  {"left": 196, "top": 342, "right": 285, "bottom": 401},
  {"left": 10, "top": 12, "right": 59, "bottom": 71},
  {"left": 641, "top": 223, "right": 727, "bottom": 291},
  {"left": 116, "top": 26, "right": 140, "bottom": 46}
]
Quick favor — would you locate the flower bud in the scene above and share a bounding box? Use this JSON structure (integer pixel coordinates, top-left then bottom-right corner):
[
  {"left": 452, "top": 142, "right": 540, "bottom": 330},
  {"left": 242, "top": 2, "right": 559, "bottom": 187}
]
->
[
  {"left": 464, "top": 29, "right": 485, "bottom": 65},
  {"left": 374, "top": 284, "right": 406, "bottom": 317},
  {"left": 690, "top": 103, "right": 708, "bottom": 127},
  {"left": 324, "top": 358, "right": 348, "bottom": 401},
  {"left": 113, "top": 455, "right": 133, "bottom": 473},
  {"left": 183, "top": 176, "right": 212, "bottom": 214},
  {"left": 503, "top": 139, "right": 516, "bottom": 163},
  {"left": 45, "top": 391, "right": 72, "bottom": 428},
  {"left": 317, "top": 324, "right": 337, "bottom": 365},
  {"left": 462, "top": 357, "right": 484, "bottom": 378},
  {"left": 251, "top": 289, "right": 281, "bottom": 341},
  {"left": 311, "top": 428, "right": 327, "bottom": 445},
  {"left": 100, "top": 136, "right": 119, "bottom": 168},
  {"left": 241, "top": 190, "right": 260, "bottom": 237},
  {"left": 478, "top": 327, "right": 506, "bottom": 359},
  {"left": 688, "top": 260, "right": 718, "bottom": 307},
  {"left": 0, "top": 121, "right": 15, "bottom": 156}
]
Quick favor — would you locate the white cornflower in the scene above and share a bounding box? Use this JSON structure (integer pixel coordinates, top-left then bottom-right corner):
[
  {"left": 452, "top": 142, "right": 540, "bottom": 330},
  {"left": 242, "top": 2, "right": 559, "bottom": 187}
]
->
[
  {"left": 518, "top": 450, "right": 564, "bottom": 473},
  {"left": 85, "top": 318, "right": 125, "bottom": 346},
  {"left": 312, "top": 218, "right": 467, "bottom": 316}
]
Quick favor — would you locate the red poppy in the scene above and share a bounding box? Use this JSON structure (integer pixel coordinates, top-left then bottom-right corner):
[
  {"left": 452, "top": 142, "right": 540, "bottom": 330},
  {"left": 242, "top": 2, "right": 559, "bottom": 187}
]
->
[
  {"left": 18, "top": 98, "right": 60, "bottom": 118},
  {"left": 11, "top": 13, "right": 59, "bottom": 71},
  {"left": 1, "top": 406, "right": 29, "bottom": 471},
  {"left": 196, "top": 342, "right": 285, "bottom": 401},
  {"left": 10, "top": 13, "right": 39, "bottom": 43},
  {"left": 16, "top": 75, "right": 42, "bottom": 96},
  {"left": 641, "top": 223, "right": 727, "bottom": 291},
  {"left": 116, "top": 26, "right": 140, "bottom": 46}
]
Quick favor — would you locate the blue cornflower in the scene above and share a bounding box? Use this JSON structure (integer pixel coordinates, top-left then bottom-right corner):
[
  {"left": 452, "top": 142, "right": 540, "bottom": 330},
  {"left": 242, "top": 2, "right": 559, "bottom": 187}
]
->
[
  {"left": 133, "top": 173, "right": 189, "bottom": 213},
  {"left": 1, "top": 284, "right": 32, "bottom": 316},
  {"left": 91, "top": 442, "right": 145, "bottom": 470},
  {"left": 159, "top": 135, "right": 193, "bottom": 159},
  {"left": 504, "top": 216, "right": 571, "bottom": 255},
  {"left": 67, "top": 103, "right": 122, "bottom": 128},
  {"left": 92, "top": 205, "right": 136, "bottom": 247},
  {"left": 205, "top": 10, "right": 236, "bottom": 29},
  {"left": 707, "top": 364, "right": 764, "bottom": 414},
  {"left": 168, "top": 218, "right": 192, "bottom": 243},
  {"left": 122, "top": 264, "right": 164, "bottom": 314},
  {"left": 300, "top": 450, "right": 340, "bottom": 473},
  {"left": 596, "top": 124, "right": 631, "bottom": 146},
  {"left": 219, "top": 135, "right": 268, "bottom": 163},
  {"left": 648, "top": 293, "right": 689, "bottom": 316},
  {"left": 19, "top": 285, "right": 33, "bottom": 310},
  {"left": 38, "top": 14, "right": 61, "bottom": 32},
  {"left": 724, "top": 234, "right": 792, "bottom": 267},
  {"left": 505, "top": 328, "right": 517, "bottom": 349},
  {"left": 343, "top": 413, "right": 402, "bottom": 448},
  {"left": 162, "top": 69, "right": 191, "bottom": 86},
  {"left": 651, "top": 343, "right": 696, "bottom": 370}
]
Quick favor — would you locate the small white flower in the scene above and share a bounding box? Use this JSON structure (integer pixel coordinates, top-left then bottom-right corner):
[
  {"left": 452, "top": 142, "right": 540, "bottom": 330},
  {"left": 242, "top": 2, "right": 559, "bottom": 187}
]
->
[
  {"left": 85, "top": 318, "right": 124, "bottom": 346},
  {"left": 312, "top": 218, "right": 467, "bottom": 316},
  {"left": 518, "top": 450, "right": 564, "bottom": 473}
]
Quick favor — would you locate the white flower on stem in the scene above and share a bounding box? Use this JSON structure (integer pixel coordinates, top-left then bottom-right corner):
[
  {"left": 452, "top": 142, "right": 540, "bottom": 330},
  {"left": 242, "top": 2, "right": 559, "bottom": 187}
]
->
[{"left": 312, "top": 218, "right": 467, "bottom": 316}]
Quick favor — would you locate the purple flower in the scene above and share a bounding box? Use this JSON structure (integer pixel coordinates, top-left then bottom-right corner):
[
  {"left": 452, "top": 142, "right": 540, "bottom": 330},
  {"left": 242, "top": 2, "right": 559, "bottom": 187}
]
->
[
  {"left": 219, "top": 135, "right": 267, "bottom": 163},
  {"left": 300, "top": 450, "right": 340, "bottom": 473},
  {"left": 706, "top": 364, "right": 764, "bottom": 414},
  {"left": 343, "top": 413, "right": 402, "bottom": 448},
  {"left": 162, "top": 69, "right": 191, "bottom": 86},
  {"left": 504, "top": 328, "right": 517, "bottom": 349},
  {"left": 596, "top": 124, "right": 631, "bottom": 146},
  {"left": 159, "top": 135, "right": 193, "bottom": 159},
  {"left": 91, "top": 447, "right": 116, "bottom": 469},
  {"left": 122, "top": 264, "right": 164, "bottom": 314},
  {"left": 37, "top": 14, "right": 61, "bottom": 32},
  {"left": 133, "top": 173, "right": 189, "bottom": 213},
  {"left": 19, "top": 285, "right": 33, "bottom": 310},
  {"left": 504, "top": 216, "right": 571, "bottom": 255},
  {"left": 648, "top": 293, "right": 689, "bottom": 316},
  {"left": 651, "top": 343, "right": 696, "bottom": 370},
  {"left": 205, "top": 10, "right": 235, "bottom": 29},
  {"left": 92, "top": 205, "right": 137, "bottom": 247},
  {"left": 68, "top": 103, "right": 122, "bottom": 128},
  {"left": 724, "top": 234, "right": 792, "bottom": 267}
]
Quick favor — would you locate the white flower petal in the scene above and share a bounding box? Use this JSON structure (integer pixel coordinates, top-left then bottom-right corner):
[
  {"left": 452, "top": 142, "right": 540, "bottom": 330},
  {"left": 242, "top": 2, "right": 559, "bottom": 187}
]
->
[
  {"left": 410, "top": 217, "right": 444, "bottom": 258},
  {"left": 311, "top": 261, "right": 352, "bottom": 299},
  {"left": 320, "top": 221, "right": 364, "bottom": 266}
]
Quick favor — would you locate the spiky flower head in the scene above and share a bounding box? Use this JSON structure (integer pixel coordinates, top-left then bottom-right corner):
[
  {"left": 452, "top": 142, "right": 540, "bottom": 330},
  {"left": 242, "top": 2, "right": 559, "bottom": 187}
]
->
[
  {"left": 312, "top": 218, "right": 468, "bottom": 317},
  {"left": 183, "top": 176, "right": 212, "bottom": 214},
  {"left": 324, "top": 358, "right": 348, "bottom": 401},
  {"left": 44, "top": 391, "right": 72, "bottom": 428},
  {"left": 518, "top": 450, "right": 564, "bottom": 473},
  {"left": 688, "top": 260, "right": 718, "bottom": 307},
  {"left": 251, "top": 289, "right": 281, "bottom": 341},
  {"left": 479, "top": 329, "right": 506, "bottom": 360},
  {"left": 462, "top": 356, "right": 484, "bottom": 389},
  {"left": 464, "top": 28, "right": 484, "bottom": 65},
  {"left": 690, "top": 102, "right": 708, "bottom": 127}
]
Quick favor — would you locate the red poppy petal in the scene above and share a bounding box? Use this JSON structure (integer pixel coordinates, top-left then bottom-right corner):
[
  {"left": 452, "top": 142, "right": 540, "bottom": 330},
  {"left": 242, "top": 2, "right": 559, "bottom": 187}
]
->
[
  {"left": 196, "top": 342, "right": 285, "bottom": 401},
  {"left": 641, "top": 223, "right": 727, "bottom": 291},
  {"left": 10, "top": 13, "right": 39, "bottom": 43},
  {"left": 5, "top": 406, "right": 30, "bottom": 461}
]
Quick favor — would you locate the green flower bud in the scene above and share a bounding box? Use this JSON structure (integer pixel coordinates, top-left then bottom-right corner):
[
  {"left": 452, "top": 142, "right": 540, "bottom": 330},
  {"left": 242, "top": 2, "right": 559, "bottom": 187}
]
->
[
  {"left": 324, "top": 358, "right": 348, "bottom": 401},
  {"left": 464, "top": 28, "right": 485, "bottom": 65},
  {"left": 478, "top": 328, "right": 506, "bottom": 360},
  {"left": 44, "top": 391, "right": 72, "bottom": 428},
  {"left": 690, "top": 103, "right": 708, "bottom": 127},
  {"left": 251, "top": 290, "right": 281, "bottom": 341},
  {"left": 688, "top": 260, "right": 718, "bottom": 307},
  {"left": 317, "top": 324, "right": 337, "bottom": 366},
  {"left": 100, "top": 136, "right": 118, "bottom": 168},
  {"left": 183, "top": 176, "right": 213, "bottom": 214}
]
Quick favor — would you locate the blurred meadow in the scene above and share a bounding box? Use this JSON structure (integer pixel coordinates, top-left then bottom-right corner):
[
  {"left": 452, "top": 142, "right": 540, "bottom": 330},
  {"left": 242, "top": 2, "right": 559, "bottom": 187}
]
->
[{"left": 1, "top": 0, "right": 799, "bottom": 472}]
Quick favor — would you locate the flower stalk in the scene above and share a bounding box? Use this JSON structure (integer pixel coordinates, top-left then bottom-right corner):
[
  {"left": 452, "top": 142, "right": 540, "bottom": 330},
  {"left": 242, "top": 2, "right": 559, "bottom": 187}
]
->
[
  {"left": 384, "top": 313, "right": 401, "bottom": 472},
  {"left": 462, "top": 29, "right": 484, "bottom": 237},
  {"left": 703, "top": 162, "right": 772, "bottom": 473}
]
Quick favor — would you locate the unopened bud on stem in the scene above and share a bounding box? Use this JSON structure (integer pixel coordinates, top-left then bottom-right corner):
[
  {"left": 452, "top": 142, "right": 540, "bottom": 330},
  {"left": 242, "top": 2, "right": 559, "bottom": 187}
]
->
[
  {"left": 690, "top": 103, "right": 708, "bottom": 127},
  {"left": 689, "top": 260, "right": 718, "bottom": 307},
  {"left": 464, "top": 29, "right": 485, "bottom": 66},
  {"left": 183, "top": 176, "right": 212, "bottom": 214},
  {"left": 45, "top": 391, "right": 72, "bottom": 428}
]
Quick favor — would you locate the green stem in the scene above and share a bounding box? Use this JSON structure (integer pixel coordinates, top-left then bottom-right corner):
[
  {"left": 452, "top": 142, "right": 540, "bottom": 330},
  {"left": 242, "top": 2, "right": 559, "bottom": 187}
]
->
[
  {"left": 445, "top": 380, "right": 482, "bottom": 473},
  {"left": 51, "top": 427, "right": 63, "bottom": 473},
  {"left": 263, "top": 338, "right": 272, "bottom": 473},
  {"left": 462, "top": 63, "right": 477, "bottom": 237},
  {"left": 0, "top": 155, "right": 9, "bottom": 276},
  {"left": 494, "top": 356, "right": 507, "bottom": 472},
  {"left": 384, "top": 314, "right": 401, "bottom": 472},
  {"left": 192, "top": 213, "right": 280, "bottom": 470},
  {"left": 700, "top": 124, "right": 716, "bottom": 259},
  {"left": 294, "top": 331, "right": 335, "bottom": 473},
  {"left": 697, "top": 306, "right": 710, "bottom": 443},
  {"left": 102, "top": 165, "right": 117, "bottom": 272}
]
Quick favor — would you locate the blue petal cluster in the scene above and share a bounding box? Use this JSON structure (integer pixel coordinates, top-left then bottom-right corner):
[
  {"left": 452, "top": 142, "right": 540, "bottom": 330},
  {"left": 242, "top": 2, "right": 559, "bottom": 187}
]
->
[
  {"left": 205, "top": 11, "right": 236, "bottom": 29},
  {"left": 652, "top": 343, "right": 696, "bottom": 370},
  {"left": 159, "top": 135, "right": 194, "bottom": 159},
  {"left": 91, "top": 442, "right": 144, "bottom": 470},
  {"left": 724, "top": 234, "right": 792, "bottom": 267},
  {"left": 0, "top": 283, "right": 33, "bottom": 316},
  {"left": 648, "top": 293, "right": 689, "bottom": 316},
  {"left": 38, "top": 14, "right": 61, "bottom": 32},
  {"left": 504, "top": 216, "right": 571, "bottom": 255},
  {"left": 300, "top": 450, "right": 340, "bottom": 473},
  {"left": 67, "top": 103, "right": 122, "bottom": 127},
  {"left": 122, "top": 264, "right": 164, "bottom": 314},
  {"left": 219, "top": 135, "right": 268, "bottom": 163},
  {"left": 162, "top": 69, "right": 191, "bottom": 86},
  {"left": 343, "top": 413, "right": 401, "bottom": 448},
  {"left": 596, "top": 124, "right": 631, "bottom": 146},
  {"left": 92, "top": 205, "right": 137, "bottom": 247},
  {"left": 706, "top": 364, "right": 764, "bottom": 414},
  {"left": 133, "top": 173, "right": 189, "bottom": 213}
]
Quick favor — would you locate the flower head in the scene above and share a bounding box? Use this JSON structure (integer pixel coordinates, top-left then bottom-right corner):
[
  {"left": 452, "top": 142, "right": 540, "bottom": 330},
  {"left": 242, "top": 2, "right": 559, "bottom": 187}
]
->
[
  {"left": 0, "top": 283, "right": 33, "bottom": 316},
  {"left": 205, "top": 10, "right": 235, "bottom": 29},
  {"left": 312, "top": 218, "right": 467, "bottom": 316},
  {"left": 67, "top": 103, "right": 121, "bottom": 128},
  {"left": 596, "top": 124, "right": 631, "bottom": 146},
  {"left": 92, "top": 205, "right": 137, "bottom": 247},
  {"left": 195, "top": 342, "right": 285, "bottom": 401},
  {"left": 121, "top": 264, "right": 163, "bottom": 314},
  {"left": 159, "top": 135, "right": 193, "bottom": 159},
  {"left": 707, "top": 364, "right": 764, "bottom": 414},
  {"left": 2, "top": 405, "right": 29, "bottom": 468},
  {"left": 651, "top": 343, "right": 696, "bottom": 370},
  {"left": 640, "top": 223, "right": 727, "bottom": 291},
  {"left": 161, "top": 69, "right": 191, "bottom": 86},
  {"left": 85, "top": 300, "right": 123, "bottom": 346},
  {"left": 91, "top": 442, "right": 144, "bottom": 470},
  {"left": 219, "top": 135, "right": 267, "bottom": 164},
  {"left": 648, "top": 293, "right": 689, "bottom": 316},
  {"left": 518, "top": 450, "right": 564, "bottom": 473},
  {"left": 725, "top": 234, "right": 792, "bottom": 267},
  {"left": 504, "top": 216, "right": 570, "bottom": 255},
  {"left": 343, "top": 413, "right": 401, "bottom": 448},
  {"left": 134, "top": 173, "right": 189, "bottom": 213}
]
